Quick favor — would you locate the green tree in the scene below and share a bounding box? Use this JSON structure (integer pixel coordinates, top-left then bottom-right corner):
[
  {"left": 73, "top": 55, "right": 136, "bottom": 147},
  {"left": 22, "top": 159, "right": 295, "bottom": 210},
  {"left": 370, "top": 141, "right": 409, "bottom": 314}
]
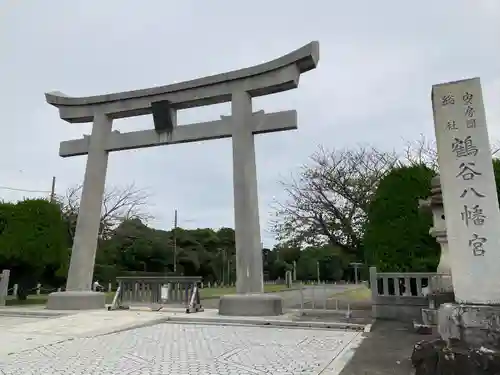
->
[
  {"left": 96, "top": 218, "right": 173, "bottom": 281},
  {"left": 96, "top": 221, "right": 238, "bottom": 283},
  {"left": 294, "top": 245, "right": 347, "bottom": 281},
  {"left": 274, "top": 244, "right": 301, "bottom": 264},
  {"left": 0, "top": 199, "right": 67, "bottom": 298},
  {"left": 363, "top": 164, "right": 439, "bottom": 272},
  {"left": 493, "top": 159, "right": 500, "bottom": 203}
]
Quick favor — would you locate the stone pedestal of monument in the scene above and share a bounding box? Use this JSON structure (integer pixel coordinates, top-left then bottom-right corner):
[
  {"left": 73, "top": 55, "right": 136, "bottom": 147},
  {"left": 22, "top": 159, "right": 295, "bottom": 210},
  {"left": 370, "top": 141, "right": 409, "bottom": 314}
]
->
[
  {"left": 219, "top": 294, "right": 284, "bottom": 316},
  {"left": 413, "top": 304, "right": 500, "bottom": 374},
  {"left": 46, "top": 291, "right": 106, "bottom": 310}
]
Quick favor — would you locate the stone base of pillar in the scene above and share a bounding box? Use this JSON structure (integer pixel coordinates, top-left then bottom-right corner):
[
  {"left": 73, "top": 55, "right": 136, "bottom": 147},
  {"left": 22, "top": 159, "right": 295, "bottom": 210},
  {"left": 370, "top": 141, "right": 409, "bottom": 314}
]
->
[
  {"left": 218, "top": 294, "right": 283, "bottom": 316},
  {"left": 412, "top": 303, "right": 500, "bottom": 374},
  {"left": 419, "top": 291, "right": 455, "bottom": 328},
  {"left": 414, "top": 275, "right": 455, "bottom": 334},
  {"left": 46, "top": 291, "right": 106, "bottom": 310}
]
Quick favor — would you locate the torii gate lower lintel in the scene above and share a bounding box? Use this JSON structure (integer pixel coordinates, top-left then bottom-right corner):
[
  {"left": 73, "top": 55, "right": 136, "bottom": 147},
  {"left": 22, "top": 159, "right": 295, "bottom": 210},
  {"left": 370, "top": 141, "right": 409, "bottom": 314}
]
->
[
  {"left": 59, "top": 110, "right": 297, "bottom": 157},
  {"left": 45, "top": 41, "right": 320, "bottom": 315}
]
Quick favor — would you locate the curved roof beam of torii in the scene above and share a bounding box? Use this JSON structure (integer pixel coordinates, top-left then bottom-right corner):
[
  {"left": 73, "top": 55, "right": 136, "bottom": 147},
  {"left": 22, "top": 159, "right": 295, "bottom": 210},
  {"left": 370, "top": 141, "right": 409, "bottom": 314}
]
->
[{"left": 45, "top": 41, "right": 320, "bottom": 123}]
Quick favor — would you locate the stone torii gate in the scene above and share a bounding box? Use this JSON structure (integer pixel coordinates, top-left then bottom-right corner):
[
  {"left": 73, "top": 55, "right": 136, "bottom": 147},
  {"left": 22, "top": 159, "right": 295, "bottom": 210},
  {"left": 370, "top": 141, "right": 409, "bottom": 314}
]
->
[{"left": 46, "top": 41, "right": 320, "bottom": 313}]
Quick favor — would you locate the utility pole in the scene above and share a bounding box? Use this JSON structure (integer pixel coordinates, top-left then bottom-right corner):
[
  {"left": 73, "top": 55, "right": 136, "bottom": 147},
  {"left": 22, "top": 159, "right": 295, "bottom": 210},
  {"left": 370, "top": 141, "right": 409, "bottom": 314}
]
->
[
  {"left": 173, "top": 209, "right": 178, "bottom": 274},
  {"left": 50, "top": 176, "right": 56, "bottom": 202},
  {"left": 221, "top": 249, "right": 225, "bottom": 285},
  {"left": 316, "top": 260, "right": 320, "bottom": 284}
]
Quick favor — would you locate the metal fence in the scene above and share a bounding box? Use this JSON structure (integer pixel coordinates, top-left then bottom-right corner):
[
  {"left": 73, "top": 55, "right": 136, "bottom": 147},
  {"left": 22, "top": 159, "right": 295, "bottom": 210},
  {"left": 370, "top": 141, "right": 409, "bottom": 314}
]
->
[
  {"left": 109, "top": 275, "right": 204, "bottom": 313},
  {"left": 295, "top": 282, "right": 364, "bottom": 319},
  {"left": 0, "top": 269, "right": 10, "bottom": 306},
  {"left": 287, "top": 282, "right": 378, "bottom": 327}
]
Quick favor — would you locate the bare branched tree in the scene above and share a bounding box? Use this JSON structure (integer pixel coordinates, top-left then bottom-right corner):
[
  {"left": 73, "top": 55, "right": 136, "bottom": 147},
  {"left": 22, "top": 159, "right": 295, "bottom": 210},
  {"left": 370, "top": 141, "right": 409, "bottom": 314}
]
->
[
  {"left": 403, "top": 133, "right": 500, "bottom": 170},
  {"left": 58, "top": 183, "right": 153, "bottom": 240},
  {"left": 403, "top": 134, "right": 438, "bottom": 170},
  {"left": 271, "top": 146, "right": 399, "bottom": 254}
]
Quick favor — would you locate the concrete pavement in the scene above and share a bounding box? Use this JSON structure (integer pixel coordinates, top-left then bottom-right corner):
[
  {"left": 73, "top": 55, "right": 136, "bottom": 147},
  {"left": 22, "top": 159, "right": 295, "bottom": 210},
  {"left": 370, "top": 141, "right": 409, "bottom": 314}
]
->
[
  {"left": 1, "top": 320, "right": 363, "bottom": 374},
  {"left": 0, "top": 308, "right": 365, "bottom": 374}
]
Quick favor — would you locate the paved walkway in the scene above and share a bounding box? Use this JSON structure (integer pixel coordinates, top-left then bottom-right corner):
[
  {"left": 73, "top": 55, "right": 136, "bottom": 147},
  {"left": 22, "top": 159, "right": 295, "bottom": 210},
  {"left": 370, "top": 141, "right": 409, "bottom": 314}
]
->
[
  {"left": 0, "top": 309, "right": 366, "bottom": 375},
  {"left": 1, "top": 322, "right": 363, "bottom": 374},
  {"left": 0, "top": 315, "right": 46, "bottom": 328}
]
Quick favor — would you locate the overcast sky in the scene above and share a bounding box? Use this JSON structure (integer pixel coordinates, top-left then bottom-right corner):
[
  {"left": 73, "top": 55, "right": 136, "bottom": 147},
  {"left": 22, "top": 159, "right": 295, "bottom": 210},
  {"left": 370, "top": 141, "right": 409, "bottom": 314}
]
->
[{"left": 1, "top": 1, "right": 499, "bottom": 247}]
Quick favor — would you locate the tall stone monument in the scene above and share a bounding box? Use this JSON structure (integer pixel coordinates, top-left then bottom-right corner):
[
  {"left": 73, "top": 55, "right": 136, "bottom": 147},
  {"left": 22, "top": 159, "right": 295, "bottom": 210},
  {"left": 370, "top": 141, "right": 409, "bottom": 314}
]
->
[
  {"left": 412, "top": 77, "right": 500, "bottom": 373},
  {"left": 45, "top": 42, "right": 320, "bottom": 315}
]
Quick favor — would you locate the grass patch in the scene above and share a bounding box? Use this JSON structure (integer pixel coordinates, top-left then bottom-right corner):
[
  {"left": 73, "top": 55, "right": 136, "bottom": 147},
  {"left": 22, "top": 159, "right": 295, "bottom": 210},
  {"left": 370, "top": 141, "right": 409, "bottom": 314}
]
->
[
  {"left": 5, "top": 292, "right": 116, "bottom": 306},
  {"left": 5, "top": 297, "right": 47, "bottom": 306},
  {"left": 330, "top": 285, "right": 372, "bottom": 301},
  {"left": 3, "top": 285, "right": 292, "bottom": 305},
  {"left": 200, "top": 284, "right": 290, "bottom": 299},
  {"left": 3, "top": 285, "right": 292, "bottom": 306}
]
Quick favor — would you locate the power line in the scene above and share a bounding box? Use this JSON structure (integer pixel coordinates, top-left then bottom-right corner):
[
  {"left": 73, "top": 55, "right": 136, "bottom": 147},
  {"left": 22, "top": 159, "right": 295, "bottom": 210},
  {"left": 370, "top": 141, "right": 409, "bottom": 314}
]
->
[{"left": 0, "top": 185, "right": 52, "bottom": 194}]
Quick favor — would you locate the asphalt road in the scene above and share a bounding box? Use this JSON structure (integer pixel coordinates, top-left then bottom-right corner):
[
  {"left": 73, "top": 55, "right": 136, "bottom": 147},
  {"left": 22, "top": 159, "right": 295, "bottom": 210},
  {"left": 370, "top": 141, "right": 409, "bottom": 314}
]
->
[
  {"left": 201, "top": 283, "right": 362, "bottom": 310},
  {"left": 339, "top": 321, "right": 426, "bottom": 375}
]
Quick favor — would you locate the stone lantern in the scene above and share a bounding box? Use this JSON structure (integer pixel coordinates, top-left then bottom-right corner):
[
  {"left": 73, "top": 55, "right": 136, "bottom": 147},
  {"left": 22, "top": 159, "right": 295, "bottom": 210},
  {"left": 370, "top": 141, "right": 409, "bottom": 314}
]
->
[
  {"left": 419, "top": 175, "right": 453, "bottom": 293},
  {"left": 417, "top": 175, "right": 455, "bottom": 330}
]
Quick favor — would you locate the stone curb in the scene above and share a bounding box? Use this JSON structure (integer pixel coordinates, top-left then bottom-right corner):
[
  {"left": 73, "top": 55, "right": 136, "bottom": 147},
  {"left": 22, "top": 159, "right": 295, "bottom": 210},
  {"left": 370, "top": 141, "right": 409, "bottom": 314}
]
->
[
  {"left": 88, "top": 317, "right": 173, "bottom": 338},
  {"left": 81, "top": 313, "right": 372, "bottom": 335},
  {"left": 296, "top": 308, "right": 353, "bottom": 316},
  {"left": 162, "top": 315, "right": 368, "bottom": 332}
]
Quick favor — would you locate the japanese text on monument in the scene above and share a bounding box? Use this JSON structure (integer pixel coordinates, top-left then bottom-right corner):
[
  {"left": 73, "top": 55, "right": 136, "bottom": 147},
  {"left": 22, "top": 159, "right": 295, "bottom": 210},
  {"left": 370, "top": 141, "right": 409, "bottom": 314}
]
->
[{"left": 442, "top": 90, "right": 487, "bottom": 256}]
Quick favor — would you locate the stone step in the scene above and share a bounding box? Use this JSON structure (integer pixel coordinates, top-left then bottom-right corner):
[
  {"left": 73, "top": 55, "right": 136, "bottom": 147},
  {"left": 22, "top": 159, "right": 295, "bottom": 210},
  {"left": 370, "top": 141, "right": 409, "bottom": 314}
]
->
[
  {"left": 413, "top": 321, "right": 434, "bottom": 335},
  {"left": 413, "top": 307, "right": 439, "bottom": 335}
]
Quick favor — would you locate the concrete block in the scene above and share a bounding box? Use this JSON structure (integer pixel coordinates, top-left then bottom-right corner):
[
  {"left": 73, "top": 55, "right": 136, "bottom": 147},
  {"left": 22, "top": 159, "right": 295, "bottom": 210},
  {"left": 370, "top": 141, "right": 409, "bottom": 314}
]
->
[
  {"left": 46, "top": 291, "right": 106, "bottom": 310},
  {"left": 218, "top": 294, "right": 283, "bottom": 316}
]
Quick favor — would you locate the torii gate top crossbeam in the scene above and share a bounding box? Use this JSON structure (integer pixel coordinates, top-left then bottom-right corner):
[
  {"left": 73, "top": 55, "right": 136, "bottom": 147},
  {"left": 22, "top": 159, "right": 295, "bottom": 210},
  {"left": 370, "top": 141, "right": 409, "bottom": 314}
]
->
[{"left": 45, "top": 41, "right": 319, "bottom": 123}]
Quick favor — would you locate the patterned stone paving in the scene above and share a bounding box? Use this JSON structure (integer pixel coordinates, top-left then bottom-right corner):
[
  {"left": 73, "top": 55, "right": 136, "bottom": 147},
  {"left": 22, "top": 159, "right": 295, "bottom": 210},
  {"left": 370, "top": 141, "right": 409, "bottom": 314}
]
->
[
  {"left": 0, "top": 316, "right": 47, "bottom": 328},
  {"left": 0, "top": 323, "right": 361, "bottom": 375}
]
